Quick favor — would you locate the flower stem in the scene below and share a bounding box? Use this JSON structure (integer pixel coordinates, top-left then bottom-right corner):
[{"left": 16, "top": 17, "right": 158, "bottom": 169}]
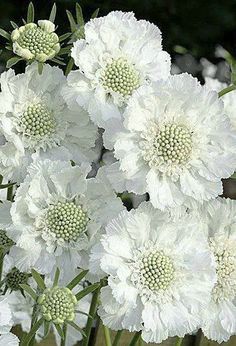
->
[
  {"left": 81, "top": 286, "right": 100, "bottom": 346},
  {"left": 0, "top": 251, "right": 4, "bottom": 282},
  {"left": 112, "top": 330, "right": 123, "bottom": 346},
  {"left": 218, "top": 84, "right": 236, "bottom": 97},
  {"left": 7, "top": 184, "right": 13, "bottom": 201},
  {"left": 175, "top": 337, "right": 183, "bottom": 346},
  {"left": 60, "top": 324, "right": 67, "bottom": 346},
  {"left": 103, "top": 325, "right": 112, "bottom": 346},
  {"left": 20, "top": 317, "right": 44, "bottom": 346},
  {"left": 129, "top": 331, "right": 142, "bottom": 346},
  {"left": 28, "top": 304, "right": 38, "bottom": 346}
]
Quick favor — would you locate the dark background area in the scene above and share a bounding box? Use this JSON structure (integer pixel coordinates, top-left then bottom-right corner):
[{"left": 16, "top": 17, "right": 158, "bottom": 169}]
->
[{"left": 1, "top": 0, "right": 236, "bottom": 70}]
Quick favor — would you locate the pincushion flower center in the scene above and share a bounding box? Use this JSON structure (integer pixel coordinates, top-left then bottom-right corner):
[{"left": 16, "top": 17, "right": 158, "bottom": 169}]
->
[
  {"left": 139, "top": 250, "right": 175, "bottom": 291},
  {"left": 102, "top": 58, "right": 140, "bottom": 96},
  {"left": 20, "top": 103, "right": 56, "bottom": 140},
  {"left": 5, "top": 267, "right": 29, "bottom": 291},
  {"left": 45, "top": 201, "right": 89, "bottom": 242}
]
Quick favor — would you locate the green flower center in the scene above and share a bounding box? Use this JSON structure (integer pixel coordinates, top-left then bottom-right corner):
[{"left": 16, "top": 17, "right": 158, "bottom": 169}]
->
[
  {"left": 142, "top": 123, "right": 193, "bottom": 167},
  {"left": 5, "top": 267, "right": 29, "bottom": 291},
  {"left": 0, "top": 229, "right": 14, "bottom": 249},
  {"left": 139, "top": 251, "right": 175, "bottom": 291},
  {"left": 38, "top": 287, "right": 77, "bottom": 324},
  {"left": 20, "top": 103, "right": 56, "bottom": 139},
  {"left": 211, "top": 244, "right": 236, "bottom": 301},
  {"left": 17, "top": 27, "right": 57, "bottom": 56},
  {"left": 46, "top": 201, "right": 89, "bottom": 242},
  {"left": 102, "top": 58, "right": 140, "bottom": 96}
]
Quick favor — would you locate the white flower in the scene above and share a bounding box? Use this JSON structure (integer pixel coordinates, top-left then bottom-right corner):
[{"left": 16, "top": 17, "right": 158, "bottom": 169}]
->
[
  {"left": 205, "top": 77, "right": 236, "bottom": 130},
  {"left": 201, "top": 198, "right": 236, "bottom": 343},
  {"left": 11, "top": 21, "right": 60, "bottom": 62},
  {"left": 63, "top": 11, "right": 171, "bottom": 149},
  {"left": 0, "top": 64, "right": 98, "bottom": 182},
  {"left": 0, "top": 333, "right": 19, "bottom": 346},
  {"left": 0, "top": 295, "right": 14, "bottom": 334},
  {"left": 1, "top": 160, "right": 123, "bottom": 280},
  {"left": 89, "top": 202, "right": 216, "bottom": 343},
  {"left": 106, "top": 73, "right": 236, "bottom": 210}
]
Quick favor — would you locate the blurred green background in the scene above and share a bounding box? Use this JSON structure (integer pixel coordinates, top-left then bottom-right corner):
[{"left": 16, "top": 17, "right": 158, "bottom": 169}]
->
[{"left": 2, "top": 1, "right": 236, "bottom": 345}]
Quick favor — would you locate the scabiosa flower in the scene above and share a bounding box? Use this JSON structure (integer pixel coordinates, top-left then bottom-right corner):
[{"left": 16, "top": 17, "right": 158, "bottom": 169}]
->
[
  {"left": 2, "top": 159, "right": 123, "bottom": 279},
  {"left": 0, "top": 63, "right": 98, "bottom": 182},
  {"left": 201, "top": 198, "right": 236, "bottom": 343},
  {"left": 11, "top": 20, "right": 60, "bottom": 62},
  {"left": 0, "top": 295, "right": 14, "bottom": 334},
  {"left": 106, "top": 73, "right": 236, "bottom": 210},
  {"left": 63, "top": 11, "right": 171, "bottom": 149},
  {"left": 0, "top": 333, "right": 19, "bottom": 346},
  {"left": 205, "top": 77, "right": 236, "bottom": 130},
  {"left": 89, "top": 202, "right": 216, "bottom": 343}
]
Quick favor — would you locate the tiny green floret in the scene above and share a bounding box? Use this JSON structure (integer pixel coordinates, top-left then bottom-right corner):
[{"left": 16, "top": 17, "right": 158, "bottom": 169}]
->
[
  {"left": 38, "top": 286, "right": 77, "bottom": 324},
  {"left": 6, "top": 267, "right": 29, "bottom": 291}
]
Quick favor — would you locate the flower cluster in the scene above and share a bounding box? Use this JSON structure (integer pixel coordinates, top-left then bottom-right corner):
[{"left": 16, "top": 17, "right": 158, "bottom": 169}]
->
[{"left": 0, "top": 4, "right": 235, "bottom": 346}]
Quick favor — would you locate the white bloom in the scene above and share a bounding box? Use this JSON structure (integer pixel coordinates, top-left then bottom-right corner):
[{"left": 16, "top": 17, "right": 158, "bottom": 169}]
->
[
  {"left": 106, "top": 73, "right": 236, "bottom": 210},
  {"left": 0, "top": 64, "right": 98, "bottom": 182},
  {"left": 2, "top": 160, "right": 123, "bottom": 280},
  {"left": 11, "top": 21, "right": 59, "bottom": 62},
  {"left": 90, "top": 202, "right": 216, "bottom": 343},
  {"left": 0, "top": 295, "right": 14, "bottom": 334},
  {"left": 205, "top": 77, "right": 236, "bottom": 130},
  {"left": 0, "top": 333, "right": 19, "bottom": 346},
  {"left": 63, "top": 11, "right": 171, "bottom": 149},
  {"left": 201, "top": 198, "right": 236, "bottom": 343}
]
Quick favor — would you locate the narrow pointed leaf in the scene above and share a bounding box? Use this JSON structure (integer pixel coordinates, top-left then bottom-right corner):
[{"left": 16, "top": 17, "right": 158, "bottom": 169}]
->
[
  {"left": 23, "top": 317, "right": 44, "bottom": 345},
  {"left": 44, "top": 321, "right": 51, "bottom": 338},
  {"left": 54, "top": 323, "right": 64, "bottom": 339},
  {"left": 38, "top": 62, "right": 44, "bottom": 75},
  {"left": 0, "top": 28, "right": 11, "bottom": 41},
  {"left": 27, "top": 2, "right": 35, "bottom": 23},
  {"left": 0, "top": 182, "right": 16, "bottom": 190},
  {"left": 53, "top": 267, "right": 60, "bottom": 287},
  {"left": 75, "top": 310, "right": 93, "bottom": 319},
  {"left": 20, "top": 284, "right": 37, "bottom": 301},
  {"left": 91, "top": 8, "right": 100, "bottom": 19},
  {"left": 75, "top": 3, "right": 84, "bottom": 26},
  {"left": 59, "top": 33, "right": 71, "bottom": 42},
  {"left": 67, "top": 270, "right": 88, "bottom": 290},
  {"left": 75, "top": 283, "right": 100, "bottom": 301},
  {"left": 58, "top": 46, "right": 71, "bottom": 56},
  {"left": 49, "top": 3, "right": 57, "bottom": 23},
  {"left": 31, "top": 269, "right": 46, "bottom": 290},
  {"left": 10, "top": 21, "right": 18, "bottom": 29},
  {"left": 65, "top": 57, "right": 74, "bottom": 76},
  {"left": 22, "top": 18, "right": 27, "bottom": 25},
  {"left": 67, "top": 321, "right": 87, "bottom": 337},
  {"left": 66, "top": 10, "right": 77, "bottom": 33},
  {"left": 7, "top": 57, "right": 23, "bottom": 68},
  {"left": 51, "top": 58, "right": 66, "bottom": 66}
]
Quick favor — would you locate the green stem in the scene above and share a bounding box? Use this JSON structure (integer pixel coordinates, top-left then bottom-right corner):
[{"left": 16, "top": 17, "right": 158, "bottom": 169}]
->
[
  {"left": 28, "top": 304, "right": 38, "bottom": 346},
  {"left": 103, "top": 325, "right": 112, "bottom": 346},
  {"left": 20, "top": 317, "right": 44, "bottom": 346},
  {"left": 7, "top": 184, "right": 13, "bottom": 201},
  {"left": 0, "top": 251, "right": 4, "bottom": 282},
  {"left": 175, "top": 337, "right": 183, "bottom": 346},
  {"left": 60, "top": 324, "right": 67, "bottom": 346},
  {"left": 81, "top": 286, "right": 100, "bottom": 346},
  {"left": 129, "top": 331, "right": 142, "bottom": 346},
  {"left": 218, "top": 84, "right": 236, "bottom": 97},
  {"left": 113, "top": 330, "right": 123, "bottom": 346}
]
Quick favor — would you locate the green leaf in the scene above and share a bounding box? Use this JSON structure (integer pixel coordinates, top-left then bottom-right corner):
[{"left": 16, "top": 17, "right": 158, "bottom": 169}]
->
[
  {"left": 67, "top": 270, "right": 88, "bottom": 290},
  {"left": 75, "top": 283, "right": 100, "bottom": 301},
  {"left": 51, "top": 58, "right": 66, "bottom": 66},
  {"left": 27, "top": 2, "right": 35, "bottom": 23},
  {"left": 6, "top": 57, "right": 23, "bottom": 68},
  {"left": 53, "top": 267, "right": 60, "bottom": 287},
  {"left": 231, "top": 60, "right": 236, "bottom": 85},
  {"left": 31, "top": 269, "right": 46, "bottom": 290},
  {"left": 20, "top": 284, "right": 37, "bottom": 301},
  {"left": 75, "top": 3, "right": 84, "bottom": 26},
  {"left": 54, "top": 323, "right": 64, "bottom": 339},
  {"left": 10, "top": 21, "right": 18, "bottom": 29},
  {"left": 22, "top": 18, "right": 27, "bottom": 25},
  {"left": 38, "top": 62, "right": 44, "bottom": 75},
  {"left": 44, "top": 321, "right": 51, "bottom": 338},
  {"left": 230, "top": 172, "right": 236, "bottom": 179},
  {"left": 75, "top": 310, "right": 93, "bottom": 319},
  {"left": 0, "top": 182, "right": 16, "bottom": 190},
  {"left": 67, "top": 321, "right": 87, "bottom": 337},
  {"left": 49, "top": 3, "right": 57, "bottom": 23},
  {"left": 0, "top": 28, "right": 11, "bottom": 41},
  {"left": 66, "top": 10, "right": 78, "bottom": 33},
  {"left": 23, "top": 317, "right": 44, "bottom": 345},
  {"left": 65, "top": 57, "right": 74, "bottom": 76},
  {"left": 59, "top": 33, "right": 71, "bottom": 42},
  {"left": 91, "top": 8, "right": 100, "bottom": 19}
]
